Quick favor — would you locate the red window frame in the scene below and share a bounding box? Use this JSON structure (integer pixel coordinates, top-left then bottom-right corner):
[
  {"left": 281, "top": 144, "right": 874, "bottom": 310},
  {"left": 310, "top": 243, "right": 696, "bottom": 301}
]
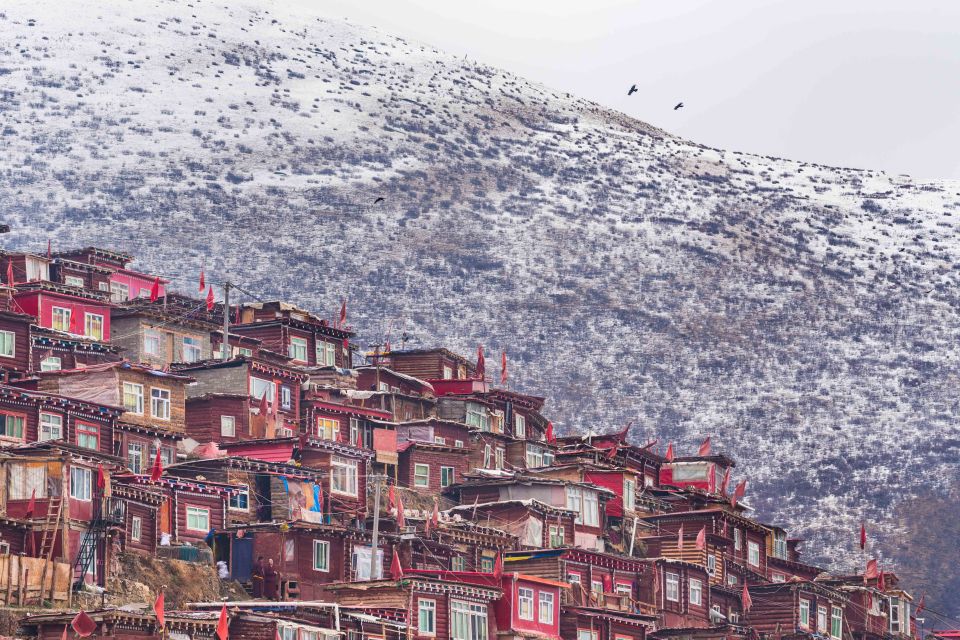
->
[{"left": 76, "top": 421, "right": 100, "bottom": 451}]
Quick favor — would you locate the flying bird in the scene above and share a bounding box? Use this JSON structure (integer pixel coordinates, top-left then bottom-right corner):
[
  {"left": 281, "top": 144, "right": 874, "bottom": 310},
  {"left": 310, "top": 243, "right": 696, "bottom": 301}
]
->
[
  {"left": 373, "top": 197, "right": 385, "bottom": 204},
  {"left": 674, "top": 102, "right": 684, "bottom": 110},
  {"left": 627, "top": 85, "right": 638, "bottom": 96}
]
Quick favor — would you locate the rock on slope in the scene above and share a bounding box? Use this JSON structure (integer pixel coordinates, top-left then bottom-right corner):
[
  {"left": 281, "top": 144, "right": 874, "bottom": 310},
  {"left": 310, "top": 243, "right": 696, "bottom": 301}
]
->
[{"left": 1, "top": 0, "right": 959, "bottom": 615}]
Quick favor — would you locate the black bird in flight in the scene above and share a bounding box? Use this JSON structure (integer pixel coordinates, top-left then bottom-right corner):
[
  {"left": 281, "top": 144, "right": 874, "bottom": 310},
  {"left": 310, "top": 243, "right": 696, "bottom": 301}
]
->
[
  {"left": 627, "top": 84, "right": 638, "bottom": 96},
  {"left": 674, "top": 102, "right": 684, "bottom": 110},
  {"left": 373, "top": 197, "right": 385, "bottom": 204}
]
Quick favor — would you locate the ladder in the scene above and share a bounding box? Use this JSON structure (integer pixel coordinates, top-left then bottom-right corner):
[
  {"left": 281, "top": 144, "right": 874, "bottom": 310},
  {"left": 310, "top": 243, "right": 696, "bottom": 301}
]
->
[
  {"left": 36, "top": 495, "right": 64, "bottom": 603},
  {"left": 72, "top": 494, "right": 106, "bottom": 590}
]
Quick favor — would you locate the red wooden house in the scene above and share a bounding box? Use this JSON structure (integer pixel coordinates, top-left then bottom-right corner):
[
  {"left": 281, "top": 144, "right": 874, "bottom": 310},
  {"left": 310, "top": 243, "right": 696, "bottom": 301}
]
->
[
  {"left": 384, "top": 347, "right": 476, "bottom": 381},
  {"left": 53, "top": 247, "right": 167, "bottom": 303},
  {"left": 30, "top": 325, "right": 122, "bottom": 373},
  {"left": 445, "top": 499, "right": 577, "bottom": 550},
  {"left": 743, "top": 581, "right": 848, "bottom": 640},
  {"left": 638, "top": 558, "right": 714, "bottom": 629},
  {"left": 13, "top": 282, "right": 112, "bottom": 341},
  {"left": 658, "top": 454, "right": 735, "bottom": 495},
  {"left": 0, "top": 310, "right": 35, "bottom": 381},
  {"left": 556, "top": 434, "right": 664, "bottom": 491},
  {"left": 230, "top": 300, "right": 353, "bottom": 368},
  {"left": 397, "top": 440, "right": 470, "bottom": 497},
  {"left": 493, "top": 572, "right": 568, "bottom": 640},
  {"left": 49, "top": 255, "right": 114, "bottom": 292},
  {"left": 21, "top": 608, "right": 219, "bottom": 640}
]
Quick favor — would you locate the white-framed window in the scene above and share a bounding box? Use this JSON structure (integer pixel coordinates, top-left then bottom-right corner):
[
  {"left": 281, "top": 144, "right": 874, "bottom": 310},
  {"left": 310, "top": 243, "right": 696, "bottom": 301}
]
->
[
  {"left": 514, "top": 414, "right": 526, "bottom": 438},
  {"left": 450, "top": 600, "right": 488, "bottom": 640},
  {"left": 64, "top": 275, "right": 84, "bottom": 288},
  {"left": 440, "top": 466, "right": 455, "bottom": 488},
  {"left": 414, "top": 463, "right": 430, "bottom": 488},
  {"left": 831, "top": 606, "right": 843, "bottom": 639},
  {"left": 229, "top": 485, "right": 249, "bottom": 511},
  {"left": 143, "top": 329, "right": 162, "bottom": 356},
  {"left": 39, "top": 413, "right": 63, "bottom": 441},
  {"left": 518, "top": 587, "right": 534, "bottom": 620},
  {"left": 150, "top": 444, "right": 173, "bottom": 466},
  {"left": 151, "top": 387, "right": 171, "bottom": 420},
  {"left": 665, "top": 572, "right": 679, "bottom": 602},
  {"left": 183, "top": 336, "right": 203, "bottom": 363},
  {"left": 98, "top": 281, "right": 110, "bottom": 292},
  {"left": 131, "top": 515, "right": 142, "bottom": 542},
  {"left": 772, "top": 572, "right": 786, "bottom": 583},
  {"left": 690, "top": 578, "right": 703, "bottom": 605},
  {"left": 623, "top": 478, "right": 636, "bottom": 511},
  {"left": 434, "top": 436, "right": 445, "bottom": 445},
  {"left": 85, "top": 313, "right": 104, "bottom": 340},
  {"left": 442, "top": 365, "right": 453, "bottom": 379},
  {"left": 0, "top": 330, "right": 14, "bottom": 358},
  {"left": 734, "top": 528, "right": 742, "bottom": 550},
  {"left": 316, "top": 341, "right": 336, "bottom": 366},
  {"left": 483, "top": 444, "right": 492, "bottom": 468},
  {"left": 0, "top": 412, "right": 25, "bottom": 441},
  {"left": 455, "top": 439, "right": 464, "bottom": 448},
  {"left": 465, "top": 402, "right": 489, "bottom": 430},
  {"left": 748, "top": 540, "right": 760, "bottom": 567},
  {"left": 568, "top": 488, "right": 600, "bottom": 527},
  {"left": 7, "top": 464, "right": 47, "bottom": 499},
  {"left": 526, "top": 444, "right": 545, "bottom": 468},
  {"left": 249, "top": 377, "right": 276, "bottom": 402},
  {"left": 706, "top": 554, "right": 717, "bottom": 576},
  {"left": 578, "top": 632, "right": 598, "bottom": 640},
  {"left": 289, "top": 337, "right": 308, "bottom": 362},
  {"left": 418, "top": 599, "right": 436, "bottom": 636},
  {"left": 495, "top": 448, "right": 505, "bottom": 469},
  {"left": 76, "top": 422, "right": 99, "bottom": 450},
  {"left": 616, "top": 582, "right": 633, "bottom": 596},
  {"left": 818, "top": 605, "right": 828, "bottom": 632},
  {"left": 539, "top": 591, "right": 555, "bottom": 624},
  {"left": 128, "top": 442, "right": 143, "bottom": 474},
  {"left": 567, "top": 572, "right": 582, "bottom": 586},
  {"left": 51, "top": 307, "right": 71, "bottom": 333},
  {"left": 349, "top": 417, "right": 360, "bottom": 447},
  {"left": 313, "top": 540, "right": 329, "bottom": 572},
  {"left": 70, "top": 466, "right": 92, "bottom": 501},
  {"left": 280, "top": 385, "right": 292, "bottom": 410},
  {"left": 316, "top": 417, "right": 339, "bottom": 441},
  {"left": 278, "top": 627, "right": 296, "bottom": 640},
  {"left": 549, "top": 524, "right": 564, "bottom": 547},
  {"left": 123, "top": 382, "right": 144, "bottom": 414},
  {"left": 40, "top": 356, "right": 61, "bottom": 371},
  {"left": 451, "top": 556, "right": 466, "bottom": 571},
  {"left": 331, "top": 456, "right": 358, "bottom": 496},
  {"left": 890, "top": 596, "right": 903, "bottom": 633},
  {"left": 110, "top": 281, "right": 129, "bottom": 302},
  {"left": 727, "top": 573, "right": 738, "bottom": 586},
  {"left": 186, "top": 506, "right": 210, "bottom": 532},
  {"left": 220, "top": 415, "right": 236, "bottom": 437},
  {"left": 799, "top": 599, "right": 811, "bottom": 629},
  {"left": 773, "top": 531, "right": 787, "bottom": 559},
  {"left": 591, "top": 579, "right": 603, "bottom": 595}
]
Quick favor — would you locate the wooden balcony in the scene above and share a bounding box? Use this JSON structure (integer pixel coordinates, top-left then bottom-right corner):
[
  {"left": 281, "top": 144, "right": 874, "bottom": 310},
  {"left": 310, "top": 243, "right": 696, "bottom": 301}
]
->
[{"left": 563, "top": 588, "right": 656, "bottom": 616}]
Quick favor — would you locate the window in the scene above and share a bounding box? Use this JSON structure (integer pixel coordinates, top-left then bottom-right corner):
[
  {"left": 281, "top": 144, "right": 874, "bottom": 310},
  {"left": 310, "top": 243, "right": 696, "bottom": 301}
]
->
[
  {"left": 891, "top": 597, "right": 902, "bottom": 633},
  {"left": 128, "top": 442, "right": 143, "bottom": 474},
  {"left": 237, "top": 347, "right": 253, "bottom": 357},
  {"left": 727, "top": 573, "right": 738, "bottom": 586},
  {"left": 483, "top": 444, "right": 492, "bottom": 469},
  {"left": 578, "top": 632, "right": 598, "bottom": 640},
  {"left": 772, "top": 573, "right": 786, "bottom": 583},
  {"left": 450, "top": 600, "right": 487, "bottom": 640},
  {"left": 249, "top": 377, "right": 275, "bottom": 402},
  {"left": 495, "top": 448, "right": 505, "bottom": 469},
  {"left": 539, "top": 592, "right": 555, "bottom": 624},
  {"left": 186, "top": 506, "right": 210, "bottom": 532},
  {"left": 0, "top": 413, "right": 24, "bottom": 440},
  {"left": 690, "top": 578, "right": 703, "bottom": 605},
  {"left": 465, "top": 402, "right": 489, "bottom": 430},
  {"left": 706, "top": 554, "right": 716, "bottom": 576},
  {"left": 229, "top": 486, "right": 249, "bottom": 511},
  {"left": 312, "top": 540, "right": 329, "bottom": 571},
  {"left": 98, "top": 282, "right": 109, "bottom": 292},
  {"left": 40, "top": 356, "right": 61, "bottom": 371},
  {"left": 151, "top": 388, "right": 171, "bottom": 420},
  {"left": 143, "top": 329, "right": 162, "bottom": 356},
  {"left": 414, "top": 464, "right": 430, "bottom": 488},
  {"left": 85, "top": 314, "right": 104, "bottom": 340},
  {"left": 109, "top": 281, "right": 129, "bottom": 302},
  {"left": 567, "top": 487, "right": 583, "bottom": 523},
  {"left": 442, "top": 365, "right": 453, "bottom": 379},
  {"left": 8, "top": 464, "right": 47, "bottom": 499},
  {"left": 616, "top": 582, "right": 633, "bottom": 596},
  {"left": 747, "top": 540, "right": 760, "bottom": 567},
  {"left": 280, "top": 385, "right": 292, "bottom": 410},
  {"left": 123, "top": 382, "right": 144, "bottom": 414},
  {"left": 591, "top": 580, "right": 603, "bottom": 596},
  {"left": 289, "top": 337, "right": 308, "bottom": 362},
  {"left": 65, "top": 275, "right": 84, "bottom": 288},
  {"left": 623, "top": 478, "right": 636, "bottom": 511},
  {"left": 418, "top": 599, "right": 436, "bottom": 636},
  {"left": 515, "top": 414, "right": 526, "bottom": 438},
  {"left": 316, "top": 341, "right": 336, "bottom": 366},
  {"left": 773, "top": 531, "right": 788, "bottom": 560},
  {"left": 526, "top": 445, "right": 545, "bottom": 468},
  {"left": 549, "top": 525, "right": 564, "bottom": 547},
  {"left": 220, "top": 415, "right": 236, "bottom": 437},
  {"left": 665, "top": 572, "right": 679, "bottom": 602},
  {"left": 818, "top": 606, "right": 828, "bottom": 632},
  {"left": 52, "top": 307, "right": 71, "bottom": 332},
  {"left": 831, "top": 606, "right": 843, "bottom": 639},
  {"left": 480, "top": 556, "right": 495, "bottom": 573},
  {"left": 0, "top": 330, "right": 14, "bottom": 358},
  {"left": 582, "top": 490, "right": 600, "bottom": 527},
  {"left": 76, "top": 422, "right": 99, "bottom": 450},
  {"left": 434, "top": 436, "right": 445, "bottom": 445},
  {"left": 70, "top": 467, "right": 92, "bottom": 501},
  {"left": 331, "top": 456, "right": 358, "bottom": 496},
  {"left": 183, "top": 336, "right": 202, "bottom": 362},
  {"left": 451, "top": 556, "right": 466, "bottom": 571},
  {"left": 440, "top": 466, "right": 455, "bottom": 488},
  {"left": 39, "top": 413, "right": 63, "bottom": 441},
  {"left": 349, "top": 417, "right": 360, "bottom": 447},
  {"left": 131, "top": 516, "right": 142, "bottom": 542},
  {"left": 567, "top": 572, "right": 582, "bottom": 586},
  {"left": 455, "top": 439, "right": 464, "bottom": 448},
  {"left": 518, "top": 587, "right": 534, "bottom": 620},
  {"left": 799, "top": 599, "right": 811, "bottom": 629},
  {"left": 278, "top": 628, "right": 296, "bottom": 640},
  {"left": 734, "top": 528, "right": 742, "bottom": 550},
  {"left": 316, "top": 417, "right": 339, "bottom": 441},
  {"left": 351, "top": 546, "right": 384, "bottom": 580},
  {"left": 150, "top": 444, "right": 174, "bottom": 466}
]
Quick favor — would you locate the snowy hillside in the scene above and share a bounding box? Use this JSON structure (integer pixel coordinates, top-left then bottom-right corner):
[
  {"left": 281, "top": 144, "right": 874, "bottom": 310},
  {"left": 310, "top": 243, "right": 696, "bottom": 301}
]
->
[{"left": 1, "top": 0, "right": 959, "bottom": 614}]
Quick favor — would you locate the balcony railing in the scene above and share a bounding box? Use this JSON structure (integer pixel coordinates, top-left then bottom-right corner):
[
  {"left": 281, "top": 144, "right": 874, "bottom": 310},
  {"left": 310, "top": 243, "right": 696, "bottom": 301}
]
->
[{"left": 563, "top": 588, "right": 654, "bottom": 615}]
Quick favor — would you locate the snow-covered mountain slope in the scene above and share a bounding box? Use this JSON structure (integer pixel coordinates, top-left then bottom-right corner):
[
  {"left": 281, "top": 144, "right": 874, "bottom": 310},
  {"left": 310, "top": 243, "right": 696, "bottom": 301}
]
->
[{"left": 1, "top": 0, "right": 959, "bottom": 614}]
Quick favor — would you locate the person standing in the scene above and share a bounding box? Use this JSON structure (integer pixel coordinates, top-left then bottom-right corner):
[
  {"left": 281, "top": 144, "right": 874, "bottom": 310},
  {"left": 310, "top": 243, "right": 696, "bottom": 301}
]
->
[
  {"left": 263, "top": 558, "right": 280, "bottom": 601},
  {"left": 251, "top": 556, "right": 265, "bottom": 598}
]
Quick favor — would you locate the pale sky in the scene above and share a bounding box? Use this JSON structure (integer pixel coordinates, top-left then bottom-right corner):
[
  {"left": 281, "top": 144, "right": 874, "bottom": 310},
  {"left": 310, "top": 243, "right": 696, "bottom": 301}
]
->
[{"left": 306, "top": 0, "right": 960, "bottom": 180}]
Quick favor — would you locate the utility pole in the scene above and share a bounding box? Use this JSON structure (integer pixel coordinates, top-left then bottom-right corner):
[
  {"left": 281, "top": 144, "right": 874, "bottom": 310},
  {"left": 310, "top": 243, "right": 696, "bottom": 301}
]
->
[
  {"left": 221, "top": 281, "right": 231, "bottom": 360},
  {"left": 370, "top": 474, "right": 382, "bottom": 580}
]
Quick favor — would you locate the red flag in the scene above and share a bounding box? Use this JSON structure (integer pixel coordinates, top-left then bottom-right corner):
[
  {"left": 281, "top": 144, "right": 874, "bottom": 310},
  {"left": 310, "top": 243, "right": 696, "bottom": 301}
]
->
[
  {"left": 216, "top": 604, "right": 229, "bottom": 640},
  {"left": 432, "top": 498, "right": 440, "bottom": 528},
  {"left": 916, "top": 592, "right": 926, "bottom": 615},
  {"left": 71, "top": 611, "right": 97, "bottom": 637},
  {"left": 475, "top": 345, "right": 486, "bottom": 379},
  {"left": 339, "top": 300, "right": 347, "bottom": 327},
  {"left": 731, "top": 479, "right": 747, "bottom": 507},
  {"left": 721, "top": 519, "right": 729, "bottom": 538},
  {"left": 545, "top": 422, "right": 555, "bottom": 443},
  {"left": 96, "top": 464, "right": 106, "bottom": 490},
  {"left": 677, "top": 524, "right": 684, "bottom": 552},
  {"left": 69, "top": 309, "right": 79, "bottom": 334},
  {"left": 606, "top": 441, "right": 619, "bottom": 460},
  {"left": 696, "top": 525, "right": 706, "bottom": 550},
  {"left": 388, "top": 484, "right": 396, "bottom": 511},
  {"left": 602, "top": 573, "right": 612, "bottom": 593},
  {"left": 355, "top": 427, "right": 363, "bottom": 449},
  {"left": 396, "top": 496, "right": 406, "bottom": 529},
  {"left": 493, "top": 552, "right": 503, "bottom": 579},
  {"left": 206, "top": 285, "right": 215, "bottom": 312},
  {"left": 390, "top": 548, "right": 404, "bottom": 581},
  {"left": 5, "top": 260, "right": 13, "bottom": 286},
  {"left": 698, "top": 436, "right": 712, "bottom": 457},
  {"left": 26, "top": 488, "right": 36, "bottom": 518},
  {"left": 742, "top": 583, "right": 753, "bottom": 612},
  {"left": 150, "top": 447, "right": 163, "bottom": 482},
  {"left": 864, "top": 559, "right": 879, "bottom": 583},
  {"left": 60, "top": 624, "right": 67, "bottom": 640},
  {"left": 500, "top": 351, "right": 508, "bottom": 385},
  {"left": 665, "top": 443, "right": 674, "bottom": 462},
  {"left": 275, "top": 628, "right": 282, "bottom": 640},
  {"left": 859, "top": 522, "right": 867, "bottom": 550},
  {"left": 878, "top": 570, "right": 886, "bottom": 592},
  {"left": 198, "top": 267, "right": 205, "bottom": 292},
  {"left": 154, "top": 591, "right": 165, "bottom": 628},
  {"left": 258, "top": 392, "right": 268, "bottom": 416},
  {"left": 719, "top": 468, "right": 731, "bottom": 495},
  {"left": 149, "top": 277, "right": 161, "bottom": 302}
]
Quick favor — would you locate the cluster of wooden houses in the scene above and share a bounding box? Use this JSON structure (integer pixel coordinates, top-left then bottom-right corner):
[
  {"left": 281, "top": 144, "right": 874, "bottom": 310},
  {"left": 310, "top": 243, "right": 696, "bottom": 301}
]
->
[{"left": 0, "top": 246, "right": 923, "bottom": 640}]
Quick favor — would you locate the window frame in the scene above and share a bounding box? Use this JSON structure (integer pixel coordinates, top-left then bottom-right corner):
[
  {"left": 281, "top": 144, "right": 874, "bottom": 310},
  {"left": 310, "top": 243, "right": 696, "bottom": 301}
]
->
[
  {"left": 623, "top": 477, "right": 636, "bottom": 511},
  {"left": 414, "top": 463, "right": 430, "bottom": 488},
  {"left": 689, "top": 578, "right": 703, "bottom": 606},
  {"left": 127, "top": 441, "right": 144, "bottom": 474},
  {"left": 51, "top": 307, "right": 71, "bottom": 333},
  {"left": 76, "top": 421, "right": 99, "bottom": 450},
  {"left": 150, "top": 387, "right": 171, "bottom": 421},
  {"left": 330, "top": 456, "right": 358, "bottom": 497},
  {"left": 518, "top": 587, "right": 535, "bottom": 621},
  {"left": 185, "top": 506, "right": 211, "bottom": 532},
  {"left": 183, "top": 335, "right": 203, "bottom": 363},
  {"left": 220, "top": 415, "right": 236, "bottom": 437},
  {"left": 39, "top": 412, "right": 64, "bottom": 441},
  {"left": 0, "top": 411, "right": 26, "bottom": 441},
  {"left": 440, "top": 466, "right": 455, "bottom": 488},
  {"left": 70, "top": 466, "right": 92, "bottom": 501},
  {"left": 123, "top": 382, "right": 144, "bottom": 415},
  {"left": 312, "top": 539, "right": 330, "bottom": 572},
  {"left": 40, "top": 356, "right": 62, "bottom": 371},
  {"left": 85, "top": 313, "right": 104, "bottom": 341},
  {"left": 143, "top": 328, "right": 162, "bottom": 356},
  {"left": 538, "top": 591, "right": 555, "bottom": 624},
  {"left": 747, "top": 540, "right": 760, "bottom": 567},
  {"left": 799, "top": 598, "right": 811, "bottom": 629},
  {"left": 514, "top": 413, "right": 526, "bottom": 438},
  {"left": 665, "top": 572, "right": 680, "bottom": 602},
  {"left": 289, "top": 336, "right": 308, "bottom": 362},
  {"left": 131, "top": 515, "right": 143, "bottom": 542},
  {"left": 831, "top": 605, "right": 843, "bottom": 640},
  {"left": 0, "top": 330, "right": 14, "bottom": 358},
  {"left": 229, "top": 485, "right": 250, "bottom": 512},
  {"left": 418, "top": 598, "right": 436, "bottom": 636},
  {"left": 818, "top": 605, "right": 828, "bottom": 632}
]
